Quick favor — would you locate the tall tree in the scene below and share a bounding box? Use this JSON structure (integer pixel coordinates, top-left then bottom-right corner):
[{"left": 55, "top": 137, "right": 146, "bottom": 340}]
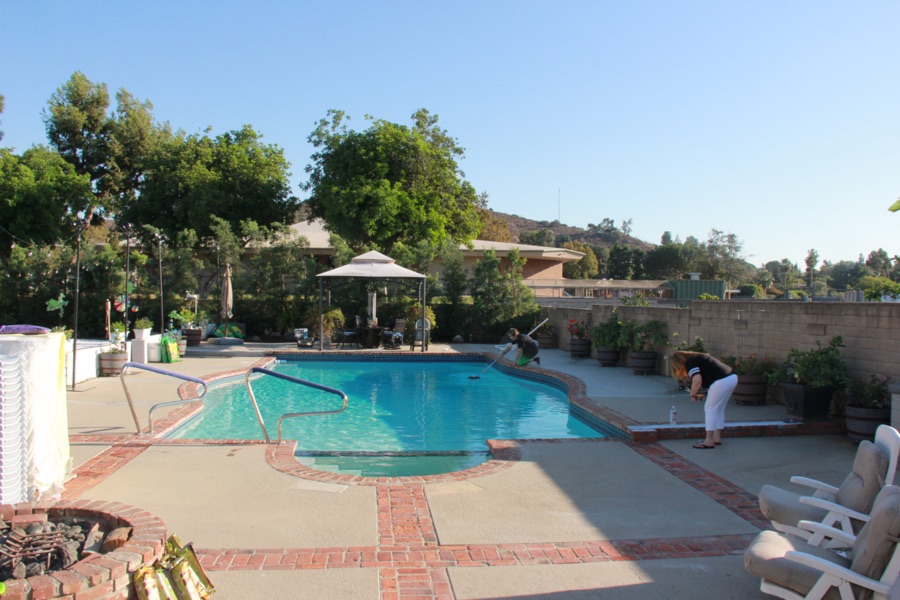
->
[
  {"left": 865, "top": 248, "right": 892, "bottom": 277},
  {"left": 43, "top": 72, "right": 157, "bottom": 220},
  {"left": 805, "top": 249, "right": 819, "bottom": 287},
  {"left": 607, "top": 244, "right": 634, "bottom": 279},
  {"left": 562, "top": 241, "right": 598, "bottom": 279},
  {"left": 304, "top": 109, "right": 481, "bottom": 252},
  {"left": 130, "top": 125, "right": 298, "bottom": 239},
  {"left": 0, "top": 146, "right": 93, "bottom": 253},
  {"left": 0, "top": 93, "right": 5, "bottom": 142}
]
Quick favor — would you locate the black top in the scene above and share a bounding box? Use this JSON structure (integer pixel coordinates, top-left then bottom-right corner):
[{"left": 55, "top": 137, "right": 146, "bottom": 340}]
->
[
  {"left": 514, "top": 333, "right": 539, "bottom": 358},
  {"left": 685, "top": 354, "right": 733, "bottom": 388}
]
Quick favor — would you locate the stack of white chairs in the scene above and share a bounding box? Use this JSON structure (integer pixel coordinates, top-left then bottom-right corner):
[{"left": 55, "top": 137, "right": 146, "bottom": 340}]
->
[{"left": 0, "top": 353, "right": 28, "bottom": 504}]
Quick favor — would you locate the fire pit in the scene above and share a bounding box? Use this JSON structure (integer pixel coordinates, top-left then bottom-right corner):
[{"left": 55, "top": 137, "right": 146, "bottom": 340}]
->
[{"left": 1, "top": 500, "right": 167, "bottom": 600}]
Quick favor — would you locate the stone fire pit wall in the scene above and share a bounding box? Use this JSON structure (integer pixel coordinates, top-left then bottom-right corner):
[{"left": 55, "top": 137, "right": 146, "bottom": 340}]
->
[{"left": 1, "top": 500, "right": 167, "bottom": 600}]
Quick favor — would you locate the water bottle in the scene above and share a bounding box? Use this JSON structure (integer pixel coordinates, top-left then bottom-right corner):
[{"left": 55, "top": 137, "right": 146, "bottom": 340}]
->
[{"left": 669, "top": 405, "right": 677, "bottom": 425}]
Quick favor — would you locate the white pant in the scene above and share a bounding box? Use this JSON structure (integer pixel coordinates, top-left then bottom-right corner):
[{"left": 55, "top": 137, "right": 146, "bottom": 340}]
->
[{"left": 705, "top": 374, "right": 738, "bottom": 431}]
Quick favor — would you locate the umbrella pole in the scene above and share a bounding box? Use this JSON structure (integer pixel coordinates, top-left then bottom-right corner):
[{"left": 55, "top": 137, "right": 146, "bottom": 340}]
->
[{"left": 318, "top": 278, "right": 324, "bottom": 351}]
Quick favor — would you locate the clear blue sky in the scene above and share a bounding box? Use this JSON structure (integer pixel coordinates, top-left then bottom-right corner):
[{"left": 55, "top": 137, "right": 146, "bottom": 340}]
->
[{"left": 3, "top": 1, "right": 898, "bottom": 269}]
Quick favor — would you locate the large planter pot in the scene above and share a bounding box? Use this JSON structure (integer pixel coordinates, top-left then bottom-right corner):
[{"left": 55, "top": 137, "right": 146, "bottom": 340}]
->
[
  {"left": 781, "top": 383, "right": 835, "bottom": 421},
  {"left": 99, "top": 352, "right": 128, "bottom": 376},
  {"left": 595, "top": 347, "right": 620, "bottom": 367},
  {"left": 184, "top": 328, "right": 203, "bottom": 346},
  {"left": 537, "top": 333, "right": 556, "bottom": 349},
  {"left": 629, "top": 351, "right": 658, "bottom": 375},
  {"left": 845, "top": 405, "right": 891, "bottom": 442},
  {"left": 569, "top": 338, "right": 591, "bottom": 358},
  {"left": 733, "top": 374, "right": 769, "bottom": 406}
]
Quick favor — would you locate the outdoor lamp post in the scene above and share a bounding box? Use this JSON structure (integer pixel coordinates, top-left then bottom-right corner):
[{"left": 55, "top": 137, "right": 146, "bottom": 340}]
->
[
  {"left": 71, "top": 218, "right": 87, "bottom": 390},
  {"left": 155, "top": 232, "right": 164, "bottom": 334},
  {"left": 121, "top": 223, "right": 132, "bottom": 334}
]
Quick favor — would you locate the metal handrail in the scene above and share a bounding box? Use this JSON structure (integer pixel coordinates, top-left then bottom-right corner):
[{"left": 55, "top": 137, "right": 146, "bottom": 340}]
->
[
  {"left": 245, "top": 367, "right": 348, "bottom": 443},
  {"left": 120, "top": 362, "right": 208, "bottom": 434}
]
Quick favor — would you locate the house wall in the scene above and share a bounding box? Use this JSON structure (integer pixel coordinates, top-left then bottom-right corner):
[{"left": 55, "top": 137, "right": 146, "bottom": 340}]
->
[{"left": 544, "top": 300, "right": 900, "bottom": 381}]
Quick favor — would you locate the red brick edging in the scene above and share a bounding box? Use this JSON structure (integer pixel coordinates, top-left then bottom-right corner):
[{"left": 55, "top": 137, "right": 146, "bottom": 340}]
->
[{"left": 0, "top": 500, "right": 167, "bottom": 600}]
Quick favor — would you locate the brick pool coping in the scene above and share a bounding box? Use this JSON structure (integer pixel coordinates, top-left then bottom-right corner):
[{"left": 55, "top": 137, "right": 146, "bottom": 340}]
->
[{"left": 57, "top": 352, "right": 845, "bottom": 598}]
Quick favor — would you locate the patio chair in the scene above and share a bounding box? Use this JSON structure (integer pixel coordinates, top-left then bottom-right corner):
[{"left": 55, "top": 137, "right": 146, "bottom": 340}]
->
[
  {"left": 381, "top": 318, "right": 405, "bottom": 349},
  {"left": 409, "top": 318, "right": 430, "bottom": 350},
  {"left": 744, "top": 484, "right": 900, "bottom": 600},
  {"left": 337, "top": 318, "right": 363, "bottom": 349},
  {"left": 758, "top": 425, "right": 900, "bottom": 543}
]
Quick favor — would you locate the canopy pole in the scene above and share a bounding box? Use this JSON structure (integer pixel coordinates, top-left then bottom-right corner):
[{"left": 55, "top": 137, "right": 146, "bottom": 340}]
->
[
  {"left": 421, "top": 280, "right": 427, "bottom": 352},
  {"left": 318, "top": 278, "right": 324, "bottom": 351}
]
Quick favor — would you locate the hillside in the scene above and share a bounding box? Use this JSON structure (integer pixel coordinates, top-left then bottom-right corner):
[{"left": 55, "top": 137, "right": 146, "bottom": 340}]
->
[{"left": 490, "top": 210, "right": 655, "bottom": 252}]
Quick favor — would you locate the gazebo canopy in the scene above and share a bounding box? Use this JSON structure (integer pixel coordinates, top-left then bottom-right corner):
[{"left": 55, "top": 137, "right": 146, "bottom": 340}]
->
[
  {"left": 316, "top": 251, "right": 428, "bottom": 351},
  {"left": 316, "top": 251, "right": 426, "bottom": 280}
]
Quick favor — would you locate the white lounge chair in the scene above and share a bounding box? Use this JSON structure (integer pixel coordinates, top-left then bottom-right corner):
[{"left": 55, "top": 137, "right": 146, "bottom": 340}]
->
[
  {"left": 758, "top": 425, "right": 900, "bottom": 543},
  {"left": 744, "top": 484, "right": 900, "bottom": 600}
]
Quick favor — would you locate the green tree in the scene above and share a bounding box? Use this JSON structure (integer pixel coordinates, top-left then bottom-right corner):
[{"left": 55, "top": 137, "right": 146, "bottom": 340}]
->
[
  {"left": 130, "top": 125, "right": 298, "bottom": 239},
  {"left": 43, "top": 72, "right": 157, "bottom": 220},
  {"left": 562, "top": 241, "right": 598, "bottom": 279},
  {"left": 823, "top": 260, "right": 871, "bottom": 290},
  {"left": 0, "top": 93, "right": 4, "bottom": 141},
  {"left": 805, "top": 249, "right": 819, "bottom": 287},
  {"left": 643, "top": 242, "right": 689, "bottom": 280},
  {"left": 865, "top": 249, "right": 892, "bottom": 277},
  {"left": 607, "top": 244, "right": 634, "bottom": 279},
  {"left": 0, "top": 147, "right": 93, "bottom": 253},
  {"left": 304, "top": 109, "right": 482, "bottom": 253},
  {"left": 519, "top": 229, "right": 555, "bottom": 247}
]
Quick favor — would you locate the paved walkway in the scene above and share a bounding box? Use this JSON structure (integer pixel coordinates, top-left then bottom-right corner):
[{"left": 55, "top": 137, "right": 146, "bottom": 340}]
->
[{"left": 62, "top": 342, "right": 861, "bottom": 599}]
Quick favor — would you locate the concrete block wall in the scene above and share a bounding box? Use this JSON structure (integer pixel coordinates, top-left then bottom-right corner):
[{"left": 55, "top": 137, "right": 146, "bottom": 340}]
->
[{"left": 544, "top": 300, "right": 900, "bottom": 381}]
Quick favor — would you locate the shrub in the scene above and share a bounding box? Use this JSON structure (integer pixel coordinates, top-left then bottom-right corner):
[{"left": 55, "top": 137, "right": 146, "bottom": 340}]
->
[{"left": 591, "top": 312, "right": 625, "bottom": 350}]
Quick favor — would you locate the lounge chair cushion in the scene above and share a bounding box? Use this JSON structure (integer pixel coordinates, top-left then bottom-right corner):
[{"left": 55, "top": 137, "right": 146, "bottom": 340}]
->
[
  {"left": 759, "top": 440, "right": 888, "bottom": 530},
  {"left": 834, "top": 440, "right": 889, "bottom": 513},
  {"left": 743, "top": 530, "right": 850, "bottom": 599},
  {"left": 850, "top": 485, "right": 900, "bottom": 582}
]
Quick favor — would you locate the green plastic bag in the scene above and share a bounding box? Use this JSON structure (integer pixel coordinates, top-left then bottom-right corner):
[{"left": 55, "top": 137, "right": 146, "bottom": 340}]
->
[{"left": 161, "top": 334, "right": 181, "bottom": 363}]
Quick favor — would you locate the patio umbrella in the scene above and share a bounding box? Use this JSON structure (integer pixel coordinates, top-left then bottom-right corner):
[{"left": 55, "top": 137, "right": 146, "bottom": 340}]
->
[{"left": 221, "top": 263, "right": 233, "bottom": 337}]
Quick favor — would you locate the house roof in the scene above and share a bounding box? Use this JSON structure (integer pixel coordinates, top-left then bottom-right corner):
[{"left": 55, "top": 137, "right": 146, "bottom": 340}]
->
[{"left": 290, "top": 219, "right": 584, "bottom": 262}]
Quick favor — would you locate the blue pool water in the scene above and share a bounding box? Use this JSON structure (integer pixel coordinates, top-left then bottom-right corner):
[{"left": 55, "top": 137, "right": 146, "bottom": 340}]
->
[{"left": 167, "top": 358, "right": 608, "bottom": 476}]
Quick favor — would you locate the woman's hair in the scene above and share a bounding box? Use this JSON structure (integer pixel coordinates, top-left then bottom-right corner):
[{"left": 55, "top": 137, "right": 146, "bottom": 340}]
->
[
  {"left": 670, "top": 350, "right": 706, "bottom": 379},
  {"left": 507, "top": 328, "right": 520, "bottom": 338}
]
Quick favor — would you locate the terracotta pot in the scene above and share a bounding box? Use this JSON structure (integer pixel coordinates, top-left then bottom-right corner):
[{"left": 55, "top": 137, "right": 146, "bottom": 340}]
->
[
  {"left": 569, "top": 338, "right": 590, "bottom": 358},
  {"left": 733, "top": 374, "right": 768, "bottom": 406},
  {"left": 595, "top": 347, "right": 620, "bottom": 367}
]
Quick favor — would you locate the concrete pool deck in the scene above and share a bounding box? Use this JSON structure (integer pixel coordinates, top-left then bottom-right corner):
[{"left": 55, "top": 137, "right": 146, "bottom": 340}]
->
[{"left": 61, "top": 342, "right": 862, "bottom": 599}]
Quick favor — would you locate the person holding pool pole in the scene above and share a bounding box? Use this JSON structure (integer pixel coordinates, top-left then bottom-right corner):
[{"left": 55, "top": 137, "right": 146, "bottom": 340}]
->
[{"left": 469, "top": 319, "right": 547, "bottom": 379}]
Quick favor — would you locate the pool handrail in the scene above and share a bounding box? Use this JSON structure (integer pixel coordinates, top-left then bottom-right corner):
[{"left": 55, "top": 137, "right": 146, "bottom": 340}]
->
[
  {"left": 245, "top": 367, "right": 348, "bottom": 443},
  {"left": 120, "top": 362, "right": 208, "bottom": 434}
]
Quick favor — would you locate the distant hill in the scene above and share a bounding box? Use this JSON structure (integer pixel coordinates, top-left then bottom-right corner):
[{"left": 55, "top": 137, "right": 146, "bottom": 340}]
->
[{"left": 489, "top": 210, "right": 655, "bottom": 252}]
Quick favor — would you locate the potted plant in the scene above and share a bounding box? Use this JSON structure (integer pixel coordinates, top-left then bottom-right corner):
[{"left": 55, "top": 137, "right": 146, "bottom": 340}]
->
[
  {"left": 623, "top": 319, "right": 667, "bottom": 375},
  {"left": 769, "top": 336, "right": 850, "bottom": 421},
  {"left": 591, "top": 312, "right": 625, "bottom": 367},
  {"left": 567, "top": 317, "right": 591, "bottom": 358},
  {"left": 100, "top": 322, "right": 129, "bottom": 376},
  {"left": 843, "top": 375, "right": 891, "bottom": 441},
  {"left": 721, "top": 354, "right": 776, "bottom": 406},
  {"left": 134, "top": 317, "right": 154, "bottom": 339}
]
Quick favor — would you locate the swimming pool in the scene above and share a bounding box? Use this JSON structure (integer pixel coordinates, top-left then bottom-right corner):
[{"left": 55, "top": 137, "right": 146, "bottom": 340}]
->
[{"left": 167, "top": 356, "right": 611, "bottom": 476}]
